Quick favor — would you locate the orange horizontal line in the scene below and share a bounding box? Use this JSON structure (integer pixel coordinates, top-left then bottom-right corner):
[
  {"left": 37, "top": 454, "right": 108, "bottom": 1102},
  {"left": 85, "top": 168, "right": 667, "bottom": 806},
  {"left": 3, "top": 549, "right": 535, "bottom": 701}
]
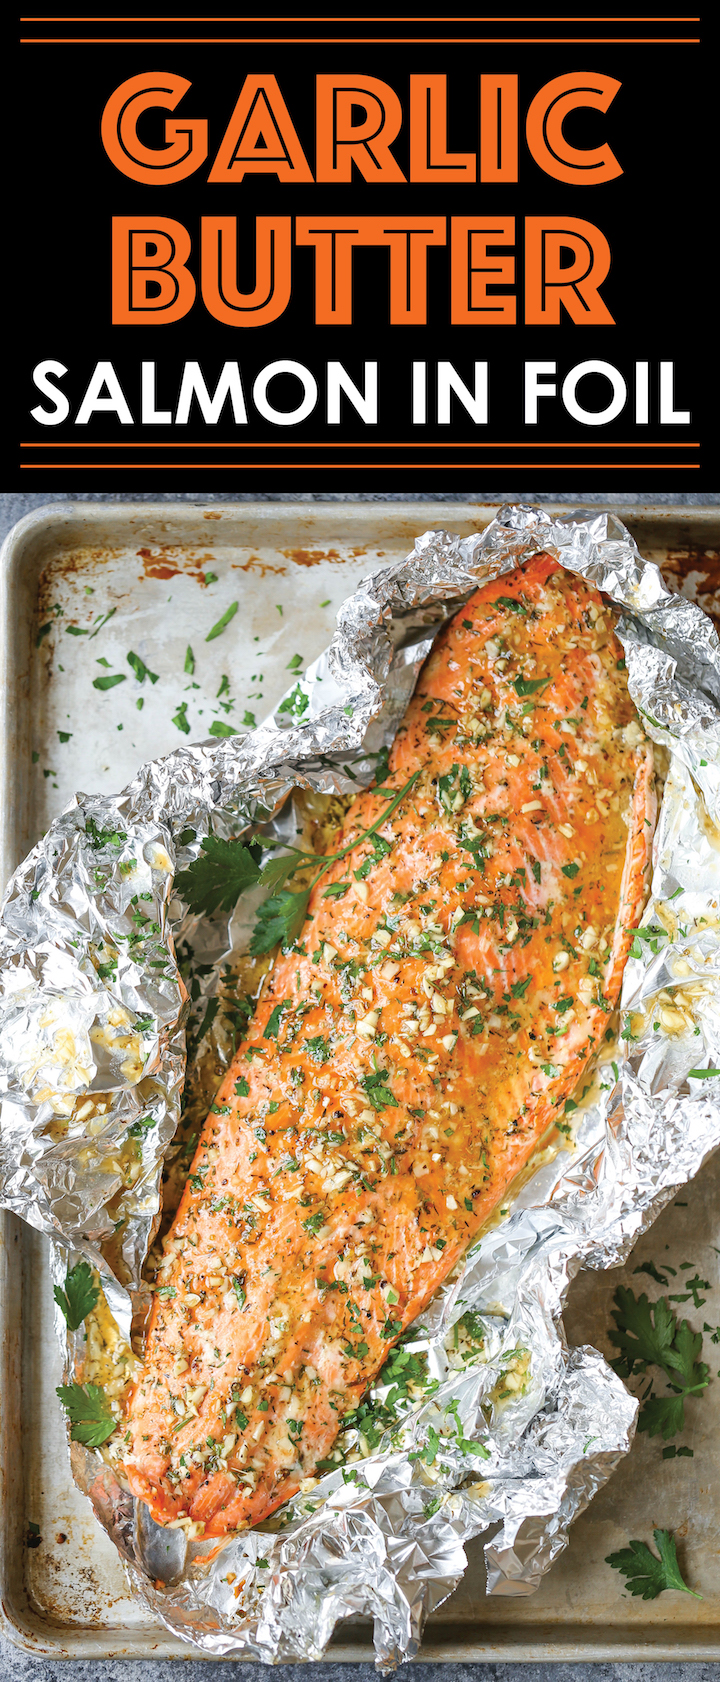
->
[
  {"left": 19, "top": 35, "right": 701, "bottom": 43},
  {"left": 21, "top": 440, "right": 701, "bottom": 450},
  {"left": 21, "top": 462, "right": 699, "bottom": 471}
]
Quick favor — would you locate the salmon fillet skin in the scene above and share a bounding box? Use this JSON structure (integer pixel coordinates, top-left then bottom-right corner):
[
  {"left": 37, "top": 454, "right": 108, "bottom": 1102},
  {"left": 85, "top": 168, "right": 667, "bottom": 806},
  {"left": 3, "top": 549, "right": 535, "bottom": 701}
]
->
[{"left": 122, "top": 553, "right": 655, "bottom": 1538}]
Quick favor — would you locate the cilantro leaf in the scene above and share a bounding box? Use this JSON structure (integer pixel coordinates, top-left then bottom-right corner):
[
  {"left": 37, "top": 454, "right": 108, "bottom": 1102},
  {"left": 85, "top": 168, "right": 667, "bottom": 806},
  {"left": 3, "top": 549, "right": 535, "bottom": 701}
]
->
[
  {"left": 606, "top": 1529, "right": 700, "bottom": 1600},
  {"left": 561, "top": 862, "right": 580, "bottom": 879},
  {"left": 496, "top": 596, "right": 527, "bottom": 615},
  {"left": 250, "top": 887, "right": 311, "bottom": 955},
  {"left": 174, "top": 836, "right": 262, "bottom": 917},
  {"left": 56, "top": 1381, "right": 115, "bottom": 1447},
  {"left": 53, "top": 1260, "right": 99, "bottom": 1332}
]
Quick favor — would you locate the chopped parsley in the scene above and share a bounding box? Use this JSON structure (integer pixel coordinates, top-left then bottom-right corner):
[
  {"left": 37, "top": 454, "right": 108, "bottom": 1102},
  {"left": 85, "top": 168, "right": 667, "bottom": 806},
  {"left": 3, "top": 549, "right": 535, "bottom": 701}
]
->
[
  {"left": 362, "top": 1062, "right": 399, "bottom": 1111},
  {"left": 172, "top": 702, "right": 191, "bottom": 734},
  {"left": 126, "top": 651, "right": 158, "bottom": 685},
  {"left": 264, "top": 999, "right": 291, "bottom": 1040},
  {"left": 205, "top": 601, "right": 239, "bottom": 642},
  {"left": 93, "top": 673, "right": 126, "bottom": 692},
  {"left": 513, "top": 674, "right": 548, "bottom": 697},
  {"left": 302, "top": 1211, "right": 327, "bottom": 1235},
  {"left": 278, "top": 683, "right": 309, "bottom": 719}
]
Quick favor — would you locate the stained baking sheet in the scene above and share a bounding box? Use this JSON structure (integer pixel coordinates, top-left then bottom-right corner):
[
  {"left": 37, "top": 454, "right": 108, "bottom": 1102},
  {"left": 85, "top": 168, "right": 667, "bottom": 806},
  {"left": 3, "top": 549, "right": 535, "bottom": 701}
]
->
[{"left": 2, "top": 500, "right": 720, "bottom": 1662}]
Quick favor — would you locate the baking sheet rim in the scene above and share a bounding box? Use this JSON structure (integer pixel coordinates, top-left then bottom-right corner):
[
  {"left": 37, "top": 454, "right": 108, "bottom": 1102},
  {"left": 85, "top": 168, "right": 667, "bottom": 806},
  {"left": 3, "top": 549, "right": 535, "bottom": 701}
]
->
[{"left": 2, "top": 496, "right": 719, "bottom": 1663}]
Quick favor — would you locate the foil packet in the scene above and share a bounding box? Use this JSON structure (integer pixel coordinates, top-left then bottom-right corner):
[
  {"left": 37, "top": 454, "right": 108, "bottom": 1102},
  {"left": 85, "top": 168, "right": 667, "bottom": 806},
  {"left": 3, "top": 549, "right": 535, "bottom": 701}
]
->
[{"left": 3, "top": 503, "right": 720, "bottom": 1667}]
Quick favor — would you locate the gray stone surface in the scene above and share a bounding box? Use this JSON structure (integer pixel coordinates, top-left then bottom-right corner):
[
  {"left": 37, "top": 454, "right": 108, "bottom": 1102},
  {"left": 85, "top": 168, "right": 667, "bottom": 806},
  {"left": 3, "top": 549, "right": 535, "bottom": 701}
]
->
[
  {"left": 2, "top": 488, "right": 719, "bottom": 1677},
  {"left": 2, "top": 1656, "right": 720, "bottom": 1682}
]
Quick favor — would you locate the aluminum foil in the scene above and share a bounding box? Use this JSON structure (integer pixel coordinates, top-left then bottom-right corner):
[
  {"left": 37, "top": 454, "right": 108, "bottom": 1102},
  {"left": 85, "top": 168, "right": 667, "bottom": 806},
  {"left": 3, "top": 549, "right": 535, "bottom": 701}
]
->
[{"left": 3, "top": 503, "right": 720, "bottom": 1667}]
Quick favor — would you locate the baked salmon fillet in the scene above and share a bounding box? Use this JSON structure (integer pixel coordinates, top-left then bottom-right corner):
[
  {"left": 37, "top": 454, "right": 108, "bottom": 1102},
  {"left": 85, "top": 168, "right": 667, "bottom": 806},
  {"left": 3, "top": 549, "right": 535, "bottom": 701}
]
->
[{"left": 122, "top": 552, "right": 655, "bottom": 1537}]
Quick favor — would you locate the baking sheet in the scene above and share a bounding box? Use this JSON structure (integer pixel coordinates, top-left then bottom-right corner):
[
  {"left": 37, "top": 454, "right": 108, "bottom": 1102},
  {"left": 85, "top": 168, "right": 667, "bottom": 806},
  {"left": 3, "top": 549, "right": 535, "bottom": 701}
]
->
[{"left": 2, "top": 500, "right": 720, "bottom": 1662}]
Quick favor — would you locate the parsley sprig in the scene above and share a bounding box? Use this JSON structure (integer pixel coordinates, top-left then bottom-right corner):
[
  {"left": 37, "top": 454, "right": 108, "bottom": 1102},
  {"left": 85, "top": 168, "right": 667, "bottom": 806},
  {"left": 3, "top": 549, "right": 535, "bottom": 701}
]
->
[
  {"left": 53, "top": 1260, "right": 99, "bottom": 1333},
  {"left": 609, "top": 1286, "right": 709, "bottom": 1440},
  {"left": 606, "top": 1528, "right": 700, "bottom": 1600},
  {"left": 56, "top": 1381, "right": 115, "bottom": 1447},
  {"left": 174, "top": 769, "right": 420, "bottom": 953}
]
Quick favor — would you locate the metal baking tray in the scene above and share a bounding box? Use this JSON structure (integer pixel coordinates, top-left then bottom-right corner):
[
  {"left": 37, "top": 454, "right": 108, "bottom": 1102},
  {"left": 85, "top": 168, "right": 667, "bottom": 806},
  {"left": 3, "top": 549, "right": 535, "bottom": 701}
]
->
[{"left": 2, "top": 500, "right": 720, "bottom": 1662}]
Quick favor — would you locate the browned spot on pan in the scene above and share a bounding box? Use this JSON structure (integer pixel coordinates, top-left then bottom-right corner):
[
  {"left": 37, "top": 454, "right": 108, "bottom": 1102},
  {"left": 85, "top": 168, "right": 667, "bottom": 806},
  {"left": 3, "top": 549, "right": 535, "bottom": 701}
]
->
[
  {"left": 136, "top": 549, "right": 213, "bottom": 584},
  {"left": 280, "top": 548, "right": 343, "bottom": 567},
  {"left": 137, "top": 552, "right": 181, "bottom": 581},
  {"left": 231, "top": 556, "right": 287, "bottom": 577}
]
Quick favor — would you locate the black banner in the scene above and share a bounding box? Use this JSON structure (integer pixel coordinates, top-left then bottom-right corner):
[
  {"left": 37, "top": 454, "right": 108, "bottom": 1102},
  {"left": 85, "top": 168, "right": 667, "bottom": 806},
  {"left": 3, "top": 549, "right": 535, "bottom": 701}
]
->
[{"left": 7, "top": 3, "right": 713, "bottom": 491}]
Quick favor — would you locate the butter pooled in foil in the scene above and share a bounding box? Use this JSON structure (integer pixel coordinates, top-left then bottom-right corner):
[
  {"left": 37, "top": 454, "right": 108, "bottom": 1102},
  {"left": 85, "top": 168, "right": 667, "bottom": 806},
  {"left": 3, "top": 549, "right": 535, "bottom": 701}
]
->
[{"left": 3, "top": 504, "right": 720, "bottom": 1667}]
